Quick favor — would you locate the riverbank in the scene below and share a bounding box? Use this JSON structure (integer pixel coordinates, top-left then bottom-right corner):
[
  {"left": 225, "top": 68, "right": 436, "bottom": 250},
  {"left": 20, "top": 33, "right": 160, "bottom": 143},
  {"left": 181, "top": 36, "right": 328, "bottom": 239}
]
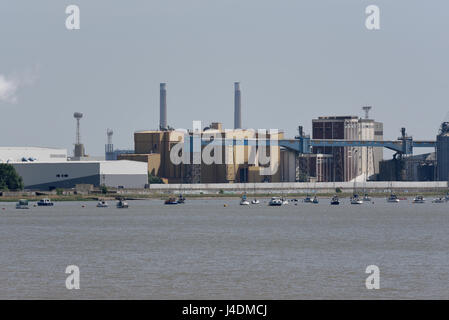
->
[{"left": 1, "top": 191, "right": 448, "bottom": 202}]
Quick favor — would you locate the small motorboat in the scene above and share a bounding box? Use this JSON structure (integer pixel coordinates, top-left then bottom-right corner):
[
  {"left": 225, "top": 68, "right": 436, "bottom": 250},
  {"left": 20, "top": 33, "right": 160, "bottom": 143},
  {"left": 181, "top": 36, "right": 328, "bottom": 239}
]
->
[
  {"left": 387, "top": 194, "right": 400, "bottom": 203},
  {"left": 164, "top": 198, "right": 178, "bottom": 205},
  {"left": 350, "top": 194, "right": 363, "bottom": 205},
  {"left": 268, "top": 197, "right": 283, "bottom": 206},
  {"left": 16, "top": 199, "right": 29, "bottom": 209},
  {"left": 37, "top": 198, "right": 54, "bottom": 206},
  {"left": 178, "top": 194, "right": 186, "bottom": 204},
  {"left": 281, "top": 198, "right": 289, "bottom": 205},
  {"left": 96, "top": 200, "right": 108, "bottom": 208},
  {"left": 304, "top": 195, "right": 312, "bottom": 203},
  {"left": 330, "top": 195, "right": 339, "bottom": 205},
  {"left": 412, "top": 196, "right": 425, "bottom": 204},
  {"left": 240, "top": 194, "right": 250, "bottom": 205},
  {"left": 432, "top": 197, "right": 445, "bottom": 203},
  {"left": 312, "top": 196, "right": 319, "bottom": 204},
  {"left": 362, "top": 194, "right": 371, "bottom": 202},
  {"left": 251, "top": 199, "right": 260, "bottom": 204},
  {"left": 116, "top": 199, "right": 129, "bottom": 208}
]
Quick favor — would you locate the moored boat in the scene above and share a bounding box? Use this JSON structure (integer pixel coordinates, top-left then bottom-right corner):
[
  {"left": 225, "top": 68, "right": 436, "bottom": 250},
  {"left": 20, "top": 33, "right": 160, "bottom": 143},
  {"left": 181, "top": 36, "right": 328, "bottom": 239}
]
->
[
  {"left": 37, "top": 198, "right": 54, "bottom": 206},
  {"left": 387, "top": 194, "right": 400, "bottom": 203},
  {"left": 16, "top": 199, "right": 29, "bottom": 209},
  {"left": 96, "top": 200, "right": 108, "bottom": 208},
  {"left": 330, "top": 195, "right": 339, "bottom": 205},
  {"left": 116, "top": 199, "right": 129, "bottom": 208},
  {"left": 251, "top": 199, "right": 260, "bottom": 204},
  {"left": 164, "top": 198, "right": 178, "bottom": 205},
  {"left": 432, "top": 197, "right": 445, "bottom": 203},
  {"left": 412, "top": 195, "right": 425, "bottom": 203},
  {"left": 240, "top": 194, "right": 250, "bottom": 205},
  {"left": 178, "top": 194, "right": 186, "bottom": 204},
  {"left": 312, "top": 196, "right": 319, "bottom": 204},
  {"left": 350, "top": 194, "right": 363, "bottom": 204},
  {"left": 268, "top": 197, "right": 282, "bottom": 206},
  {"left": 304, "top": 195, "right": 312, "bottom": 203}
]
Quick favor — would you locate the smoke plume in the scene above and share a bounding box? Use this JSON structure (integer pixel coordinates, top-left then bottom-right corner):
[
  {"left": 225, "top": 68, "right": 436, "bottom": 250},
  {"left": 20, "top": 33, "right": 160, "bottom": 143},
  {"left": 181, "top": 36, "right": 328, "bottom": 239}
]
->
[{"left": 0, "top": 68, "right": 38, "bottom": 104}]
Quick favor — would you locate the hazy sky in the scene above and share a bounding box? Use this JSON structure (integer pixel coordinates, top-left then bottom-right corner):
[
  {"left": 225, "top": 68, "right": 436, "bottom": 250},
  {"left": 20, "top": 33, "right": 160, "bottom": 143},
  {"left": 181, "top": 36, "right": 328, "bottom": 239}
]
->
[{"left": 0, "top": 0, "right": 448, "bottom": 157}]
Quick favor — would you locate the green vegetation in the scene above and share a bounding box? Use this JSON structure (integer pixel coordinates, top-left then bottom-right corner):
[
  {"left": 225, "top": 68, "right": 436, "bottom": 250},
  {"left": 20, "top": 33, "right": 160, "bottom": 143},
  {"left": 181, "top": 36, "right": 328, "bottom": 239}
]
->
[
  {"left": 148, "top": 173, "right": 163, "bottom": 184},
  {"left": 335, "top": 187, "right": 342, "bottom": 193},
  {"left": 0, "top": 164, "right": 23, "bottom": 191},
  {"left": 56, "top": 188, "right": 63, "bottom": 195}
]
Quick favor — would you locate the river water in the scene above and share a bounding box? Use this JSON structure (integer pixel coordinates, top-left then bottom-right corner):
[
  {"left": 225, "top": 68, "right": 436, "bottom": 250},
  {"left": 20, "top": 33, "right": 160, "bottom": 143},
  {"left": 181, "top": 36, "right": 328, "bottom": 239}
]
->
[{"left": 0, "top": 198, "right": 449, "bottom": 299}]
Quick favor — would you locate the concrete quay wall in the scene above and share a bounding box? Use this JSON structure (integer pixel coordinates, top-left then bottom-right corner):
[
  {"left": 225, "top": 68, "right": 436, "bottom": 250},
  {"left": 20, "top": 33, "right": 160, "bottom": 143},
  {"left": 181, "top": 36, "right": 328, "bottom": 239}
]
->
[{"left": 121, "top": 182, "right": 449, "bottom": 195}]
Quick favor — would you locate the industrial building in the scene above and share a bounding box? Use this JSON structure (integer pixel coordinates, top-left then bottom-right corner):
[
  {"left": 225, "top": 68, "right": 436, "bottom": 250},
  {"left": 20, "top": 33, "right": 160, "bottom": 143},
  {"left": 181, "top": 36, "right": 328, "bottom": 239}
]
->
[
  {"left": 12, "top": 160, "right": 148, "bottom": 190},
  {"left": 0, "top": 147, "right": 67, "bottom": 163},
  {"left": 436, "top": 122, "right": 449, "bottom": 181},
  {"left": 118, "top": 82, "right": 283, "bottom": 183},
  {"left": 309, "top": 112, "right": 383, "bottom": 182},
  {"left": 379, "top": 153, "right": 436, "bottom": 181}
]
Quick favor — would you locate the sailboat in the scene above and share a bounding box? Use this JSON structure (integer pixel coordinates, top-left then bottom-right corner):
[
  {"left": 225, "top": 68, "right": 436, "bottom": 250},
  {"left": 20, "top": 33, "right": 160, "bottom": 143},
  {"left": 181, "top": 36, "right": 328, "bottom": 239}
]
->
[
  {"left": 240, "top": 194, "right": 250, "bottom": 205},
  {"left": 251, "top": 183, "right": 259, "bottom": 204},
  {"left": 351, "top": 168, "right": 363, "bottom": 204},
  {"left": 350, "top": 194, "right": 363, "bottom": 204}
]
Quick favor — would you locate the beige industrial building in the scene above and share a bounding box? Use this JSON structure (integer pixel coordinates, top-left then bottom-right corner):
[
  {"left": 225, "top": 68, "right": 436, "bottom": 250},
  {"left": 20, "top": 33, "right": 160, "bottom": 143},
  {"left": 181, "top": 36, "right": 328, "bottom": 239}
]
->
[{"left": 118, "top": 123, "right": 283, "bottom": 183}]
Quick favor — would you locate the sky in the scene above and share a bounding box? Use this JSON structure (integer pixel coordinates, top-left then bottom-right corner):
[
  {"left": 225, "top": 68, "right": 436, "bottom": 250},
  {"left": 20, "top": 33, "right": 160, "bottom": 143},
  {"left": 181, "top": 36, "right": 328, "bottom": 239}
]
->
[{"left": 0, "top": 0, "right": 448, "bottom": 157}]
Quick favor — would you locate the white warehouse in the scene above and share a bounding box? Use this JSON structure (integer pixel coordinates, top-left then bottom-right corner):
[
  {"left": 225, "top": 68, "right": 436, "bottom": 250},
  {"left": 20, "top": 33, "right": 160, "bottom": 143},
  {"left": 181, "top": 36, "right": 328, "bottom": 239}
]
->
[
  {"left": 12, "top": 160, "right": 148, "bottom": 190},
  {"left": 0, "top": 147, "right": 67, "bottom": 163}
]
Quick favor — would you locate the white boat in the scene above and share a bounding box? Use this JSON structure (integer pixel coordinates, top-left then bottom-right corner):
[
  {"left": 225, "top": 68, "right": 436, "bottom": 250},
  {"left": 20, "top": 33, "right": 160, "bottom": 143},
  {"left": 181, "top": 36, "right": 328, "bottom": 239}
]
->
[
  {"left": 116, "top": 199, "right": 129, "bottom": 208},
  {"left": 268, "top": 197, "right": 282, "bottom": 206},
  {"left": 282, "top": 198, "right": 289, "bottom": 205},
  {"left": 432, "top": 197, "right": 445, "bottom": 203},
  {"left": 412, "top": 196, "right": 425, "bottom": 204},
  {"left": 350, "top": 194, "right": 363, "bottom": 205},
  {"left": 312, "top": 196, "right": 319, "bottom": 204},
  {"left": 96, "top": 200, "right": 108, "bottom": 208},
  {"left": 251, "top": 199, "right": 260, "bottom": 204},
  {"left": 240, "top": 194, "right": 250, "bottom": 205},
  {"left": 37, "top": 198, "right": 54, "bottom": 206},
  {"left": 387, "top": 194, "right": 400, "bottom": 203},
  {"left": 16, "top": 199, "right": 29, "bottom": 209}
]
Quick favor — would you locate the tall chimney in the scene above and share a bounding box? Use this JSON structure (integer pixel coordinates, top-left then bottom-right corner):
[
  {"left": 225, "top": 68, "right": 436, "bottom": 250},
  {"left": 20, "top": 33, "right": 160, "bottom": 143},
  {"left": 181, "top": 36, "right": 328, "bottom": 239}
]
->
[
  {"left": 160, "top": 83, "right": 167, "bottom": 130},
  {"left": 234, "top": 82, "right": 241, "bottom": 129}
]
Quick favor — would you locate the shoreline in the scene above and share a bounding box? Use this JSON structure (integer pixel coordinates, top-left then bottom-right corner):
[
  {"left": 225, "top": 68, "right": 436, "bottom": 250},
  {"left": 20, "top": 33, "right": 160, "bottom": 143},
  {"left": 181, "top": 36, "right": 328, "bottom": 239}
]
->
[{"left": 1, "top": 191, "right": 448, "bottom": 202}]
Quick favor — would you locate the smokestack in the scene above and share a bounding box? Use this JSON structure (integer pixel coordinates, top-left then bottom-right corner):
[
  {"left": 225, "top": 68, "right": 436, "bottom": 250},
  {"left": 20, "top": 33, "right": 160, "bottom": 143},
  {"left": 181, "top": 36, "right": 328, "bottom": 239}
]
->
[
  {"left": 160, "top": 83, "right": 167, "bottom": 130},
  {"left": 234, "top": 82, "right": 241, "bottom": 129}
]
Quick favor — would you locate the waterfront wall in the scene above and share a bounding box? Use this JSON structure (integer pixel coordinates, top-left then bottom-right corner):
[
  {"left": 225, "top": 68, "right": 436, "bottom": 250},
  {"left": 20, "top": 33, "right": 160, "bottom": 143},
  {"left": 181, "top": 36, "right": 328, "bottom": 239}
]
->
[{"left": 121, "top": 181, "right": 449, "bottom": 195}]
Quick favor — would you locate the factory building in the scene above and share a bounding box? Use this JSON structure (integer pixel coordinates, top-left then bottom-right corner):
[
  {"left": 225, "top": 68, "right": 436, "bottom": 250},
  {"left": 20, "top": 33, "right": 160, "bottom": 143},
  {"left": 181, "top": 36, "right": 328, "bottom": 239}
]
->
[
  {"left": 0, "top": 147, "right": 67, "bottom": 163},
  {"left": 0, "top": 146, "right": 147, "bottom": 190},
  {"left": 379, "top": 153, "right": 436, "bottom": 181},
  {"left": 11, "top": 160, "right": 148, "bottom": 190},
  {"left": 311, "top": 115, "right": 383, "bottom": 182},
  {"left": 436, "top": 122, "right": 449, "bottom": 181},
  {"left": 118, "top": 125, "right": 283, "bottom": 183},
  {"left": 117, "top": 82, "right": 282, "bottom": 183}
]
